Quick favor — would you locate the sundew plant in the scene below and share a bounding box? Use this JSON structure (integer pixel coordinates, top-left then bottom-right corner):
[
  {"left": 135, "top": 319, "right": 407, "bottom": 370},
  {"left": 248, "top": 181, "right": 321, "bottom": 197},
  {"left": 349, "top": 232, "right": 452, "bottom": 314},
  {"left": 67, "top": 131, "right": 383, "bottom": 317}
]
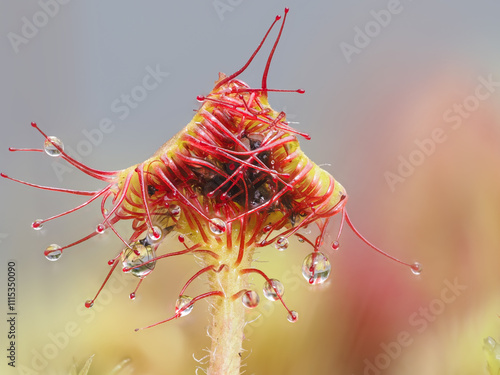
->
[{"left": 3, "top": 9, "right": 420, "bottom": 375}]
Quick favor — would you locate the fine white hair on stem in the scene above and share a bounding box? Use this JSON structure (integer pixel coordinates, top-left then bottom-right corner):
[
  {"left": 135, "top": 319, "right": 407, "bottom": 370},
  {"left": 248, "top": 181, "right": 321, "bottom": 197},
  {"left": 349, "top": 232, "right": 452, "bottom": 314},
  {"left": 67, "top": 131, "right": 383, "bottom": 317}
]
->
[
  {"left": 193, "top": 353, "right": 210, "bottom": 364},
  {"left": 244, "top": 314, "right": 262, "bottom": 327}
]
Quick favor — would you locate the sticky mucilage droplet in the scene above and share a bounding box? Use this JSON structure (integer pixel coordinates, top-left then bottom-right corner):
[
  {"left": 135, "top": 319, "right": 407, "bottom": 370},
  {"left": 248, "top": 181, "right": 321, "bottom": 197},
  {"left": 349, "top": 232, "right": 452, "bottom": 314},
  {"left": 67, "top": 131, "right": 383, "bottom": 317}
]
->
[
  {"left": 242, "top": 290, "right": 260, "bottom": 309},
  {"left": 410, "top": 262, "right": 422, "bottom": 275},
  {"left": 43, "top": 136, "right": 64, "bottom": 157},
  {"left": 122, "top": 240, "right": 156, "bottom": 277},
  {"left": 263, "top": 279, "right": 284, "bottom": 301},
  {"left": 209, "top": 218, "right": 227, "bottom": 235},
  {"left": 274, "top": 236, "right": 289, "bottom": 251},
  {"left": 32, "top": 219, "right": 43, "bottom": 230},
  {"left": 175, "top": 295, "right": 194, "bottom": 317},
  {"left": 287, "top": 310, "right": 299, "bottom": 323},
  {"left": 301, "top": 252, "right": 331, "bottom": 285},
  {"left": 45, "top": 244, "right": 62, "bottom": 261}
]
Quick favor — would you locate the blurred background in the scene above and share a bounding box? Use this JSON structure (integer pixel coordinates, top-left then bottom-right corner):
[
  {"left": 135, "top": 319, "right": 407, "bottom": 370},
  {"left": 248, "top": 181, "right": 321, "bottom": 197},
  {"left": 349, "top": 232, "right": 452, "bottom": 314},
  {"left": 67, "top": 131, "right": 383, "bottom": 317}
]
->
[{"left": 2, "top": 1, "right": 500, "bottom": 374}]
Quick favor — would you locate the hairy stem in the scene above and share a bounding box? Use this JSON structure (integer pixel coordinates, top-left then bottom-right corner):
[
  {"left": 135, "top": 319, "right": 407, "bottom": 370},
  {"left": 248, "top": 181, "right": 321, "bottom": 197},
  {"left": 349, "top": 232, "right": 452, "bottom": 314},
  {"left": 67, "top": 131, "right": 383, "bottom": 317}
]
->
[{"left": 206, "top": 246, "right": 253, "bottom": 375}]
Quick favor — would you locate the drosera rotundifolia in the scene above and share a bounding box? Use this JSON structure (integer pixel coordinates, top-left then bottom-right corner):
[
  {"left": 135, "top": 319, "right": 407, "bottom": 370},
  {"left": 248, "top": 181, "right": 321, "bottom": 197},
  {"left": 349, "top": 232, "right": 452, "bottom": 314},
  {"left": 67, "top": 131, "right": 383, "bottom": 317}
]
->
[{"left": 2, "top": 8, "right": 421, "bottom": 375}]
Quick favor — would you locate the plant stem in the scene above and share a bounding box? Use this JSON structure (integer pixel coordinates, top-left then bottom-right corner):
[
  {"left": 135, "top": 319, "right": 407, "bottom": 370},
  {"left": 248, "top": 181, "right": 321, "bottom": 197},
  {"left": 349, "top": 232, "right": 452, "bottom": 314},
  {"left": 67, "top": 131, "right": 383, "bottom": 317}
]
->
[{"left": 206, "top": 247, "right": 253, "bottom": 375}]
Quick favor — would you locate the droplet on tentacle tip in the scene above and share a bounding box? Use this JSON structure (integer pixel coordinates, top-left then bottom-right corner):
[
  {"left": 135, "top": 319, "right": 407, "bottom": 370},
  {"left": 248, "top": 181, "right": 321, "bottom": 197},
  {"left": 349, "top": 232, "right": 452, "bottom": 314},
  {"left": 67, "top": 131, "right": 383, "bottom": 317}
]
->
[
  {"left": 122, "top": 241, "right": 156, "bottom": 277},
  {"left": 410, "top": 262, "right": 422, "bottom": 275},
  {"left": 287, "top": 310, "right": 299, "bottom": 323},
  {"left": 85, "top": 299, "right": 94, "bottom": 308},
  {"left": 147, "top": 225, "right": 163, "bottom": 242},
  {"left": 274, "top": 236, "right": 289, "bottom": 251},
  {"left": 129, "top": 292, "right": 136, "bottom": 300},
  {"left": 331, "top": 241, "right": 340, "bottom": 250},
  {"left": 44, "top": 244, "right": 62, "bottom": 261},
  {"left": 43, "top": 136, "right": 64, "bottom": 157},
  {"left": 169, "top": 204, "right": 181, "bottom": 217},
  {"left": 301, "top": 252, "right": 331, "bottom": 285},
  {"left": 95, "top": 223, "right": 106, "bottom": 234},
  {"left": 263, "top": 279, "right": 284, "bottom": 301},
  {"left": 209, "top": 218, "right": 226, "bottom": 235},
  {"left": 175, "top": 295, "right": 194, "bottom": 317},
  {"left": 242, "top": 290, "right": 260, "bottom": 309},
  {"left": 32, "top": 219, "right": 43, "bottom": 230}
]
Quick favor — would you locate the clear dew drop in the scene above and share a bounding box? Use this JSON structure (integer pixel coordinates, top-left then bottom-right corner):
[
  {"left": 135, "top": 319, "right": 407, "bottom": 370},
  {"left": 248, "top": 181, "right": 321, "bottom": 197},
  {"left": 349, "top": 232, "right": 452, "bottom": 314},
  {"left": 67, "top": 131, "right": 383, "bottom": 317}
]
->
[
  {"left": 95, "top": 224, "right": 106, "bottom": 234},
  {"left": 263, "top": 279, "right": 284, "bottom": 301},
  {"left": 410, "top": 262, "right": 422, "bottom": 275},
  {"left": 298, "top": 226, "right": 312, "bottom": 236},
  {"left": 43, "top": 136, "right": 64, "bottom": 157},
  {"left": 331, "top": 241, "right": 340, "bottom": 250},
  {"left": 32, "top": 219, "right": 43, "bottom": 230},
  {"left": 297, "top": 237, "right": 305, "bottom": 243},
  {"left": 169, "top": 204, "right": 181, "bottom": 217},
  {"left": 129, "top": 292, "right": 136, "bottom": 300},
  {"left": 287, "top": 310, "right": 299, "bottom": 323},
  {"left": 274, "top": 236, "right": 289, "bottom": 251},
  {"left": 45, "top": 244, "right": 62, "bottom": 261},
  {"left": 147, "top": 225, "right": 163, "bottom": 242},
  {"left": 175, "top": 295, "right": 194, "bottom": 317},
  {"left": 85, "top": 300, "right": 94, "bottom": 308},
  {"left": 484, "top": 336, "right": 500, "bottom": 356},
  {"left": 302, "top": 252, "right": 331, "bottom": 285},
  {"left": 209, "top": 218, "right": 227, "bottom": 235},
  {"left": 122, "top": 241, "right": 156, "bottom": 277},
  {"left": 242, "top": 290, "right": 260, "bottom": 309}
]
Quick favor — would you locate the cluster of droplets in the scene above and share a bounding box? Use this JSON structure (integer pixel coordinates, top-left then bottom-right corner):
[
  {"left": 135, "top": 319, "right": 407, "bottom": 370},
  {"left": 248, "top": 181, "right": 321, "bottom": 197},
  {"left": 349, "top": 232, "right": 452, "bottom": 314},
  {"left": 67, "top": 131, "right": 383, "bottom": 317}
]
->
[
  {"left": 32, "top": 128, "right": 423, "bottom": 325},
  {"left": 33, "top": 135, "right": 66, "bottom": 262},
  {"left": 237, "top": 278, "right": 299, "bottom": 322}
]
